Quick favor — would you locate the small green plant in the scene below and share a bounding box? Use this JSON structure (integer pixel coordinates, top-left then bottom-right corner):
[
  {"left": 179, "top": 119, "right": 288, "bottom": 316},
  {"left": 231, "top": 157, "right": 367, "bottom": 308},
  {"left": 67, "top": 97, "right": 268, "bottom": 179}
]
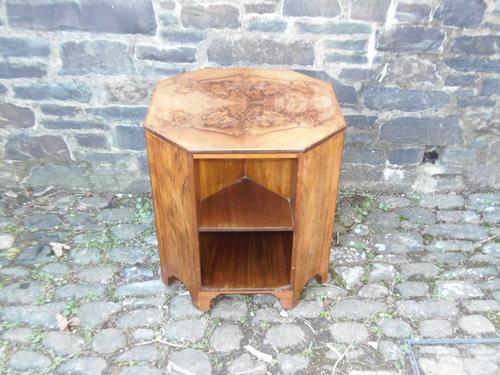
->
[
  {"left": 135, "top": 196, "right": 152, "bottom": 223},
  {"left": 3, "top": 224, "right": 24, "bottom": 236},
  {"left": 354, "top": 199, "right": 372, "bottom": 224},
  {"left": 302, "top": 342, "right": 315, "bottom": 358},
  {"left": 378, "top": 202, "right": 391, "bottom": 212},
  {"left": 370, "top": 323, "right": 383, "bottom": 338},
  {"left": 30, "top": 329, "right": 46, "bottom": 348},
  {"left": 423, "top": 233, "right": 436, "bottom": 241},
  {"left": 63, "top": 300, "right": 79, "bottom": 317},
  {"left": 31, "top": 270, "right": 66, "bottom": 287},
  {"left": 190, "top": 338, "right": 209, "bottom": 349},
  {"left": 351, "top": 241, "right": 367, "bottom": 251},
  {"left": 5, "top": 247, "right": 20, "bottom": 260},
  {"left": 320, "top": 310, "right": 330, "bottom": 319},
  {"left": 393, "top": 272, "right": 403, "bottom": 284}
]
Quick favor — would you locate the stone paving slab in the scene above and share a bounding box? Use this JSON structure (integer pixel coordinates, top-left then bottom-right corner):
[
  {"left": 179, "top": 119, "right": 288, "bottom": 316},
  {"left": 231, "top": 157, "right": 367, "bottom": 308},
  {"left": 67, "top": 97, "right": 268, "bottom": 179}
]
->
[{"left": 0, "top": 190, "right": 498, "bottom": 374}]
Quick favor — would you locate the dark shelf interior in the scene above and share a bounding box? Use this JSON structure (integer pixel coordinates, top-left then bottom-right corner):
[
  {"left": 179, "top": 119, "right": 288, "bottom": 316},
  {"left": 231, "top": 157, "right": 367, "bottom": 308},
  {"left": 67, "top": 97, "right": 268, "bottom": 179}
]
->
[{"left": 200, "top": 231, "right": 292, "bottom": 290}]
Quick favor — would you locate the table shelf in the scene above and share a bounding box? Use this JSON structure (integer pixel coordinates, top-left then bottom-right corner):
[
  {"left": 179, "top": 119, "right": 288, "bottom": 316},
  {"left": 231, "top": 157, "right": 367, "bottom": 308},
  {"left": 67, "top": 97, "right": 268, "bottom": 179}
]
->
[
  {"left": 198, "top": 178, "right": 293, "bottom": 232},
  {"left": 200, "top": 231, "right": 292, "bottom": 289}
]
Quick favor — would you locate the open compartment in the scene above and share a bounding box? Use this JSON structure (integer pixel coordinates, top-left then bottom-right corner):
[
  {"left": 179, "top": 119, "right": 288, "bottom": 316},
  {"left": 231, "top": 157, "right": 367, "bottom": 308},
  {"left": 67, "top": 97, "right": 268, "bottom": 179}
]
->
[
  {"left": 195, "top": 158, "right": 297, "bottom": 232},
  {"left": 200, "top": 231, "right": 292, "bottom": 289},
  {"left": 195, "top": 157, "right": 296, "bottom": 290}
]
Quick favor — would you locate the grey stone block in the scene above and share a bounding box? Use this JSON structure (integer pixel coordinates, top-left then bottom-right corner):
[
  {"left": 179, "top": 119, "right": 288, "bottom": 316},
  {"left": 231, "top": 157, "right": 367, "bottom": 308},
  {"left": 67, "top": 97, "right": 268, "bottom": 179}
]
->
[
  {"left": 277, "top": 353, "right": 309, "bottom": 375},
  {"left": 161, "top": 30, "right": 207, "bottom": 43},
  {"left": 5, "top": 134, "right": 70, "bottom": 161},
  {"left": 395, "top": 3, "right": 431, "bottom": 23},
  {"left": 380, "top": 116, "right": 462, "bottom": 145},
  {"left": 14, "top": 82, "right": 92, "bottom": 102},
  {"left": 75, "top": 134, "right": 108, "bottom": 149},
  {"left": 445, "top": 57, "right": 500, "bottom": 73},
  {"left": 434, "top": 0, "right": 486, "bottom": 27},
  {"left": 10, "top": 351, "right": 51, "bottom": 371},
  {"left": 0, "top": 36, "right": 50, "bottom": 57},
  {"left": 363, "top": 87, "right": 450, "bottom": 112},
  {"left": 7, "top": 0, "right": 157, "bottom": 35},
  {"left": 444, "top": 75, "right": 477, "bottom": 87},
  {"left": 457, "top": 97, "right": 495, "bottom": 108},
  {"left": 245, "top": 2, "right": 277, "bottom": 14},
  {"left": 326, "top": 53, "right": 367, "bottom": 64},
  {"left": 181, "top": 4, "right": 240, "bottom": 29},
  {"left": 388, "top": 148, "right": 424, "bottom": 165},
  {"left": 0, "top": 62, "right": 47, "bottom": 78},
  {"left": 339, "top": 68, "right": 376, "bottom": 82},
  {"left": 208, "top": 38, "right": 314, "bottom": 66},
  {"left": 344, "top": 115, "right": 377, "bottom": 129},
  {"left": 451, "top": 35, "right": 500, "bottom": 55},
  {"left": 42, "top": 120, "right": 107, "bottom": 130},
  {"left": 0, "top": 103, "right": 35, "bottom": 128},
  {"left": 246, "top": 18, "right": 288, "bottom": 32},
  {"left": 136, "top": 45, "right": 197, "bottom": 63},
  {"left": 26, "top": 165, "right": 91, "bottom": 190},
  {"left": 296, "top": 21, "right": 371, "bottom": 34},
  {"left": 113, "top": 126, "right": 146, "bottom": 151},
  {"left": 351, "top": 0, "right": 391, "bottom": 22},
  {"left": 343, "top": 146, "right": 386, "bottom": 165},
  {"left": 376, "top": 26, "right": 444, "bottom": 52},
  {"left": 169, "top": 349, "right": 212, "bottom": 375},
  {"left": 481, "top": 78, "right": 500, "bottom": 96},
  {"left": 60, "top": 40, "right": 134, "bottom": 75},
  {"left": 86, "top": 106, "right": 148, "bottom": 123},
  {"left": 283, "top": 0, "right": 341, "bottom": 17},
  {"left": 40, "top": 105, "right": 81, "bottom": 117},
  {"left": 325, "top": 39, "right": 367, "bottom": 52},
  {"left": 296, "top": 70, "right": 357, "bottom": 105},
  {"left": 57, "top": 357, "right": 107, "bottom": 375}
]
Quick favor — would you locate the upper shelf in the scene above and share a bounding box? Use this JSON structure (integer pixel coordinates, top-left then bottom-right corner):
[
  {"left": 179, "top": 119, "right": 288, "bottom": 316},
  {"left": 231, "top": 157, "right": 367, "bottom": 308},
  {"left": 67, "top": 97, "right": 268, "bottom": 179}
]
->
[
  {"left": 198, "top": 178, "right": 293, "bottom": 232},
  {"left": 144, "top": 68, "right": 346, "bottom": 153}
]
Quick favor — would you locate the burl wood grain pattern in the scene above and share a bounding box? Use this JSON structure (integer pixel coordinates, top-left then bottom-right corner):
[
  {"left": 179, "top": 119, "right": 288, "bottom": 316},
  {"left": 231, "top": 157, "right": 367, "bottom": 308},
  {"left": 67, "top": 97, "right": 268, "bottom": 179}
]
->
[
  {"left": 145, "top": 132, "right": 201, "bottom": 303},
  {"left": 291, "top": 133, "right": 344, "bottom": 305},
  {"left": 144, "top": 68, "right": 345, "bottom": 153},
  {"left": 145, "top": 68, "right": 345, "bottom": 311}
]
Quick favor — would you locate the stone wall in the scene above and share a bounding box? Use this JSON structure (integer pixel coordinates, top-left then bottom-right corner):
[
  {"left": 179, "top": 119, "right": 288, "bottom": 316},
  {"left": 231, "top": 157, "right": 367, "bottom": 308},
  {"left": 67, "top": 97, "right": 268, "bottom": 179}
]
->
[{"left": 0, "top": 0, "right": 499, "bottom": 192}]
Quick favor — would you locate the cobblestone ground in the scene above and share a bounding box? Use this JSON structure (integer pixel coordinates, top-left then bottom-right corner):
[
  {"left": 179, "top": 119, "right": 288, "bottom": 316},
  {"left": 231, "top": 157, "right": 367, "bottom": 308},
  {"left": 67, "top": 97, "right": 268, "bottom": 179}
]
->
[{"left": 0, "top": 189, "right": 498, "bottom": 374}]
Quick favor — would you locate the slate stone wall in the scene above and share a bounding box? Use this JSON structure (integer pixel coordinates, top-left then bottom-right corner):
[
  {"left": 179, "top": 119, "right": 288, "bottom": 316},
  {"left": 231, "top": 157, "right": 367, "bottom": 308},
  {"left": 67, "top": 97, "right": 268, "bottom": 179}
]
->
[{"left": 0, "top": 0, "right": 499, "bottom": 192}]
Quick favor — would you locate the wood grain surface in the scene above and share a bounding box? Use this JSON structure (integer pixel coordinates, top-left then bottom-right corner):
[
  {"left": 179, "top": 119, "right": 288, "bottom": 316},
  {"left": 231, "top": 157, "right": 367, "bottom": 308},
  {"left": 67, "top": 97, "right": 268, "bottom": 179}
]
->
[
  {"left": 146, "top": 131, "right": 200, "bottom": 299},
  {"left": 199, "top": 231, "right": 292, "bottom": 289},
  {"left": 291, "top": 132, "right": 344, "bottom": 304},
  {"left": 145, "top": 68, "right": 345, "bottom": 310},
  {"left": 199, "top": 178, "right": 293, "bottom": 231},
  {"left": 144, "top": 68, "right": 345, "bottom": 153}
]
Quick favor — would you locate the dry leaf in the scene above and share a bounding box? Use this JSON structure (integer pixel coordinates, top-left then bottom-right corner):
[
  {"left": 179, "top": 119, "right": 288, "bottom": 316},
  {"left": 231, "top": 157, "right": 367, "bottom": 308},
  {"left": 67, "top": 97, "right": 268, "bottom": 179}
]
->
[
  {"left": 56, "top": 314, "right": 68, "bottom": 331},
  {"left": 56, "top": 314, "right": 80, "bottom": 331},
  {"left": 49, "top": 242, "right": 70, "bottom": 257}
]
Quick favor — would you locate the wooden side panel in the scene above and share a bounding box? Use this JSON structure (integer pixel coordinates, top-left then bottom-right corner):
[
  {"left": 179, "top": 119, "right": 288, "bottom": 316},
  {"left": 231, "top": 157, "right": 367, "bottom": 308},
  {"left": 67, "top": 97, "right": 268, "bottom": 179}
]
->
[
  {"left": 245, "top": 159, "right": 294, "bottom": 199},
  {"left": 197, "top": 159, "right": 245, "bottom": 199},
  {"left": 146, "top": 132, "right": 200, "bottom": 296},
  {"left": 291, "top": 132, "right": 344, "bottom": 302}
]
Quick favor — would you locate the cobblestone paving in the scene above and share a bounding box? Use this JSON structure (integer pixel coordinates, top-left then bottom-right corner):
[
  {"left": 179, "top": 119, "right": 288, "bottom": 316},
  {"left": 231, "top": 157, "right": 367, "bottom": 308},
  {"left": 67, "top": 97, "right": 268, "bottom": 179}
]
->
[{"left": 0, "top": 189, "right": 498, "bottom": 374}]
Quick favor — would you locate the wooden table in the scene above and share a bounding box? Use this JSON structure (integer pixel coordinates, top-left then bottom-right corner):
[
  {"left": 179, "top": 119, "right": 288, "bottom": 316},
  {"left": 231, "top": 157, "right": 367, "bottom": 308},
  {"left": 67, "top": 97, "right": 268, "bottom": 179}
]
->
[{"left": 144, "top": 68, "right": 345, "bottom": 310}]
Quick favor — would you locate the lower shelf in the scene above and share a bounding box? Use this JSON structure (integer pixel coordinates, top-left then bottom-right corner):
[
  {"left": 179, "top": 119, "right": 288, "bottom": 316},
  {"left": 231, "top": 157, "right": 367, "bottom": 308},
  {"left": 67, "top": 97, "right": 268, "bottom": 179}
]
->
[{"left": 200, "top": 231, "right": 292, "bottom": 290}]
